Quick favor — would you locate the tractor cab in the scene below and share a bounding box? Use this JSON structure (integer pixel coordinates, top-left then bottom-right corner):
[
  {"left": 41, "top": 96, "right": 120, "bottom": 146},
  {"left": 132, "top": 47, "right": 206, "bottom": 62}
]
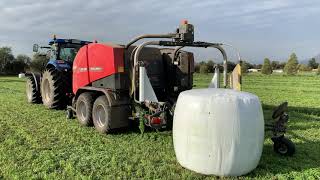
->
[
  {"left": 28, "top": 36, "right": 92, "bottom": 109},
  {"left": 33, "top": 36, "right": 91, "bottom": 63},
  {"left": 33, "top": 36, "right": 91, "bottom": 72},
  {"left": 48, "top": 38, "right": 91, "bottom": 62}
]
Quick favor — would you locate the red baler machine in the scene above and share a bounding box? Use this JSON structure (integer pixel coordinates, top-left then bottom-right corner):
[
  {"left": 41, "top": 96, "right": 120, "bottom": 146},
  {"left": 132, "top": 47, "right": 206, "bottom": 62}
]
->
[{"left": 67, "top": 21, "right": 230, "bottom": 133}]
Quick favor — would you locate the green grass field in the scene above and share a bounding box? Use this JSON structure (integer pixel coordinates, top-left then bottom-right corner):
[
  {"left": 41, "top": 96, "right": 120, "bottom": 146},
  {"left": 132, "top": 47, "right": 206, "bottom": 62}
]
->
[{"left": 0, "top": 73, "right": 319, "bottom": 179}]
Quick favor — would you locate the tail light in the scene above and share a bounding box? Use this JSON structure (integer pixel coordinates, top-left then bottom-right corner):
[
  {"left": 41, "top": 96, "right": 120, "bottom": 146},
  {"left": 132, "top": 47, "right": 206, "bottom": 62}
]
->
[{"left": 151, "top": 117, "right": 161, "bottom": 124}]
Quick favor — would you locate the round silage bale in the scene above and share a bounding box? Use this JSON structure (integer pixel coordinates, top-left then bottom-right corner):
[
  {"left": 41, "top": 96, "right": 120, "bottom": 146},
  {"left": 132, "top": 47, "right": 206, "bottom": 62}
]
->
[{"left": 173, "top": 88, "right": 264, "bottom": 176}]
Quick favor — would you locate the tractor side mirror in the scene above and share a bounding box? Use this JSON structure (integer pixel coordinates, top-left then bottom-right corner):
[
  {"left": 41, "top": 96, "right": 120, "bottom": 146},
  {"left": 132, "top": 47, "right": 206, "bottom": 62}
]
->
[{"left": 33, "top": 44, "right": 39, "bottom": 52}]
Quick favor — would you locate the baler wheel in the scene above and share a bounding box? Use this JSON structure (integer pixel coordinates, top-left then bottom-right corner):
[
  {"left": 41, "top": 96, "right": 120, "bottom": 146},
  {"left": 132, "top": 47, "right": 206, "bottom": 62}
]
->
[
  {"left": 76, "top": 92, "right": 94, "bottom": 126},
  {"left": 41, "top": 69, "right": 68, "bottom": 109},
  {"left": 26, "top": 76, "right": 41, "bottom": 103},
  {"left": 92, "top": 95, "right": 111, "bottom": 133}
]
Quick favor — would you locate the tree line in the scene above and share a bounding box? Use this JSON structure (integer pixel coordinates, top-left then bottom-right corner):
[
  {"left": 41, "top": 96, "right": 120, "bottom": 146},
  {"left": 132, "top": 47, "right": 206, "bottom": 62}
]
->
[
  {"left": 196, "top": 53, "right": 320, "bottom": 75},
  {"left": 0, "top": 46, "right": 48, "bottom": 75},
  {"left": 261, "top": 53, "right": 320, "bottom": 75},
  {"left": 1, "top": 46, "right": 319, "bottom": 76}
]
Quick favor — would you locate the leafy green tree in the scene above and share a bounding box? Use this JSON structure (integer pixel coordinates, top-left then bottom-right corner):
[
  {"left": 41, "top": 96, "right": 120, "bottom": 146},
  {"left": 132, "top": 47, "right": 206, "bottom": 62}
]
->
[
  {"left": 5, "top": 59, "right": 28, "bottom": 74},
  {"left": 16, "top": 54, "right": 31, "bottom": 66},
  {"left": 284, "top": 53, "right": 299, "bottom": 75},
  {"left": 0, "top": 47, "right": 15, "bottom": 74},
  {"left": 245, "top": 61, "right": 254, "bottom": 69},
  {"left": 29, "top": 53, "right": 49, "bottom": 73},
  {"left": 199, "top": 64, "right": 209, "bottom": 74},
  {"left": 241, "top": 61, "right": 248, "bottom": 74},
  {"left": 254, "top": 64, "right": 262, "bottom": 69},
  {"left": 308, "top": 58, "right": 318, "bottom": 69},
  {"left": 278, "top": 62, "right": 286, "bottom": 69},
  {"left": 298, "top": 64, "right": 311, "bottom": 72},
  {"left": 8, "top": 54, "right": 31, "bottom": 73},
  {"left": 271, "top": 61, "right": 280, "bottom": 70},
  {"left": 207, "top": 60, "right": 215, "bottom": 73},
  {"left": 226, "top": 61, "right": 236, "bottom": 73},
  {"left": 261, "top": 58, "right": 272, "bottom": 75},
  {"left": 198, "top": 61, "right": 206, "bottom": 65},
  {"left": 194, "top": 63, "right": 200, "bottom": 73}
]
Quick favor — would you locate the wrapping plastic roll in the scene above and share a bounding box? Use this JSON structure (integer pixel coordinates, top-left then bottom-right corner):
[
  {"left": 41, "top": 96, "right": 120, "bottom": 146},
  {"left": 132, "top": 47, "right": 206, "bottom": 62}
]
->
[{"left": 173, "top": 88, "right": 264, "bottom": 176}]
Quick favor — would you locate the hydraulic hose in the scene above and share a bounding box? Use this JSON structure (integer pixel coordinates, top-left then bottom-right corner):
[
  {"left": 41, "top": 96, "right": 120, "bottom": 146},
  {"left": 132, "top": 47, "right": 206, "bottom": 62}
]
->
[{"left": 125, "top": 34, "right": 176, "bottom": 49}]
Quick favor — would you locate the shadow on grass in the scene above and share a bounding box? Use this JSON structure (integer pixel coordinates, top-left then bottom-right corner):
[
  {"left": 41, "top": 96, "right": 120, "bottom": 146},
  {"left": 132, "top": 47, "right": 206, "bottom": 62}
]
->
[
  {"left": 243, "top": 103, "right": 320, "bottom": 177},
  {"left": 247, "top": 139, "right": 320, "bottom": 177},
  {"left": 263, "top": 103, "right": 320, "bottom": 117},
  {"left": 0, "top": 78, "right": 25, "bottom": 83},
  {"left": 263, "top": 103, "right": 320, "bottom": 132},
  {"left": 111, "top": 121, "right": 173, "bottom": 137}
]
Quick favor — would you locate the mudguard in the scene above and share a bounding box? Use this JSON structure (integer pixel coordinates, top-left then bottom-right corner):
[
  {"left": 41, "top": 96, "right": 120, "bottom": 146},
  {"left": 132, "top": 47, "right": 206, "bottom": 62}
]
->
[{"left": 46, "top": 60, "right": 72, "bottom": 72}]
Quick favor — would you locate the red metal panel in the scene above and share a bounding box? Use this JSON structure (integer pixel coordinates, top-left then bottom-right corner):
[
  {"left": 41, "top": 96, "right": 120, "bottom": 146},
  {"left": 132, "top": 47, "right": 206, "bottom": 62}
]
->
[
  {"left": 87, "top": 43, "right": 124, "bottom": 83},
  {"left": 72, "top": 43, "right": 125, "bottom": 94},
  {"left": 72, "top": 45, "right": 90, "bottom": 94},
  {"left": 88, "top": 44, "right": 114, "bottom": 82}
]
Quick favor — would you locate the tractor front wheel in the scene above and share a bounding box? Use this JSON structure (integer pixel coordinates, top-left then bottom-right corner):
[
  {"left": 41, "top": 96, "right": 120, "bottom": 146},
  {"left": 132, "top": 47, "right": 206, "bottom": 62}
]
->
[
  {"left": 92, "top": 95, "right": 111, "bottom": 133},
  {"left": 26, "top": 76, "right": 41, "bottom": 103},
  {"left": 41, "top": 69, "right": 69, "bottom": 109}
]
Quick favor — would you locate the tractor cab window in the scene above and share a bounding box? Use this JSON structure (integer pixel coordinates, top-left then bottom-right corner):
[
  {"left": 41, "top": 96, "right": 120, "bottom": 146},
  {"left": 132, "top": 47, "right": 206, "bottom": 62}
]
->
[{"left": 58, "top": 44, "right": 81, "bottom": 62}]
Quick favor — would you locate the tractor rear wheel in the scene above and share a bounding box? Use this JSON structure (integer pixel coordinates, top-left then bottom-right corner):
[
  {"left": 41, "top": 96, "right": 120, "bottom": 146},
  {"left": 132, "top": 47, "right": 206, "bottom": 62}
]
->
[
  {"left": 76, "top": 92, "right": 94, "bottom": 126},
  {"left": 92, "top": 95, "right": 111, "bottom": 133},
  {"left": 26, "top": 76, "right": 41, "bottom": 103},
  {"left": 41, "top": 69, "right": 69, "bottom": 109}
]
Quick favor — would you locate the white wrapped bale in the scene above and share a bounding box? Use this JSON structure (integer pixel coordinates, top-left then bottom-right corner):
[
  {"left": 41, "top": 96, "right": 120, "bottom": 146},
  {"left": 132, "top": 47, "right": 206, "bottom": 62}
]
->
[
  {"left": 173, "top": 88, "right": 264, "bottom": 176},
  {"left": 18, "top": 73, "right": 25, "bottom": 78}
]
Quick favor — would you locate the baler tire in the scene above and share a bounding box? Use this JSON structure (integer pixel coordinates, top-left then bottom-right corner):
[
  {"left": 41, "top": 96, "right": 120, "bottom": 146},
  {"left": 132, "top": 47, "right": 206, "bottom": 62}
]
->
[
  {"left": 92, "top": 95, "right": 111, "bottom": 133},
  {"left": 26, "top": 76, "right": 41, "bottom": 103},
  {"left": 76, "top": 92, "right": 94, "bottom": 126},
  {"left": 41, "top": 69, "right": 68, "bottom": 109}
]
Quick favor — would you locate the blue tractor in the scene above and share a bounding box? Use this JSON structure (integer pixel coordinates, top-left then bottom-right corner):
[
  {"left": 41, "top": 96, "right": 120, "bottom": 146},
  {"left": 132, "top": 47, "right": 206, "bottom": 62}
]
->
[{"left": 26, "top": 36, "right": 91, "bottom": 109}]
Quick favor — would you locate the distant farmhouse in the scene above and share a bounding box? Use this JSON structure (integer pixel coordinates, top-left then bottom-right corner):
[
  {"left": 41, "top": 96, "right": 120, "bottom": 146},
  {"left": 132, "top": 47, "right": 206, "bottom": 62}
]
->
[
  {"left": 248, "top": 69, "right": 261, "bottom": 73},
  {"left": 247, "top": 68, "right": 284, "bottom": 73},
  {"left": 272, "top": 69, "right": 283, "bottom": 73}
]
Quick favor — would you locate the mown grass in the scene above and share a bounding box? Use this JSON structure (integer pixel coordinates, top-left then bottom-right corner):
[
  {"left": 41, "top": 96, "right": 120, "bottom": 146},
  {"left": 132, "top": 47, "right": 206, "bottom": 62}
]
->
[{"left": 0, "top": 74, "right": 319, "bottom": 179}]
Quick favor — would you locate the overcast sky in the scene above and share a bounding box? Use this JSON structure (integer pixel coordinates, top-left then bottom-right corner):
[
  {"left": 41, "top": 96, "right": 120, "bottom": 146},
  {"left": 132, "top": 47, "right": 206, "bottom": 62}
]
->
[{"left": 0, "top": 0, "right": 320, "bottom": 63}]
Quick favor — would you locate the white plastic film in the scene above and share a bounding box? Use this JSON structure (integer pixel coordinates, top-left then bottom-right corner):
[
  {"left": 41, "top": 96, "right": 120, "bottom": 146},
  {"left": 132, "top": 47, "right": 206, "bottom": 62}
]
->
[
  {"left": 173, "top": 88, "right": 264, "bottom": 176},
  {"left": 208, "top": 67, "right": 220, "bottom": 88},
  {"left": 139, "top": 66, "right": 158, "bottom": 102}
]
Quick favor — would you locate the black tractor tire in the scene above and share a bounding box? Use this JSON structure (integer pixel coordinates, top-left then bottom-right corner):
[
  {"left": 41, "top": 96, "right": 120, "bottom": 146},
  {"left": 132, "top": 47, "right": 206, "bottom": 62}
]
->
[
  {"left": 26, "top": 76, "right": 41, "bottom": 103},
  {"left": 76, "top": 92, "right": 94, "bottom": 126},
  {"left": 66, "top": 108, "right": 74, "bottom": 119},
  {"left": 92, "top": 95, "right": 111, "bottom": 133},
  {"left": 273, "top": 136, "right": 295, "bottom": 156},
  {"left": 41, "top": 69, "right": 70, "bottom": 109}
]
